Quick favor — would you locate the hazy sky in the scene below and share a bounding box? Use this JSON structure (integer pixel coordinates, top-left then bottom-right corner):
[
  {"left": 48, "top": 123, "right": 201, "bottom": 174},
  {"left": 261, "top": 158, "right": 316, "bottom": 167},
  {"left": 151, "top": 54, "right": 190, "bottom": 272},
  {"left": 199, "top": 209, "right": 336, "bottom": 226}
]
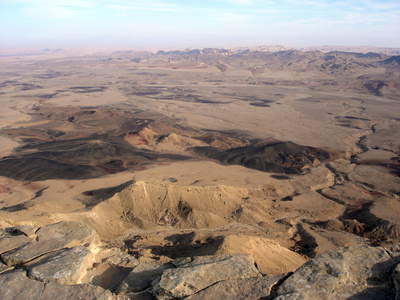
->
[{"left": 1, "top": 0, "right": 399, "bottom": 49}]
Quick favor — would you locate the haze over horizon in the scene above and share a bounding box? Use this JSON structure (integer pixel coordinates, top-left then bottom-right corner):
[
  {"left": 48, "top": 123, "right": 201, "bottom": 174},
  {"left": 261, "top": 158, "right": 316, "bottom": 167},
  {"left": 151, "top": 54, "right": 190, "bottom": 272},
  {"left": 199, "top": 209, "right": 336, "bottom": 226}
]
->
[{"left": 1, "top": 0, "right": 399, "bottom": 50}]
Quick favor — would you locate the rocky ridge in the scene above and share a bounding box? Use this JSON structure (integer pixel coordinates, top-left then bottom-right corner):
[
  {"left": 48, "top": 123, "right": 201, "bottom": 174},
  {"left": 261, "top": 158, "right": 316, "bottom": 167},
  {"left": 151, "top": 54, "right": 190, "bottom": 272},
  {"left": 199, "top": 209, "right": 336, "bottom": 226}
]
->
[{"left": 1, "top": 221, "right": 400, "bottom": 299}]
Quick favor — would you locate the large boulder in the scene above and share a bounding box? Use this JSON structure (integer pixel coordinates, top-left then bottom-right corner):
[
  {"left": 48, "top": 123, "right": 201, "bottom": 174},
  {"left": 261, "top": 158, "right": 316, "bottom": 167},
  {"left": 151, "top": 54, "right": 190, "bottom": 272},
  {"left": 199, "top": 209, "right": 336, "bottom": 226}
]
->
[
  {"left": 274, "top": 245, "right": 400, "bottom": 299},
  {"left": 154, "top": 254, "right": 261, "bottom": 299},
  {"left": 26, "top": 246, "right": 93, "bottom": 284},
  {"left": 35, "top": 221, "right": 100, "bottom": 249}
]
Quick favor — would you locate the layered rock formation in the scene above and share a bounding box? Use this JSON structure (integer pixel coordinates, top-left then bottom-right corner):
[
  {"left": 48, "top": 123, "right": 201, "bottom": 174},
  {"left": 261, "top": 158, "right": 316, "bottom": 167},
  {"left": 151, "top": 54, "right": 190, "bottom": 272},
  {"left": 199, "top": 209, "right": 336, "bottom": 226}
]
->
[
  {"left": 1, "top": 220, "right": 399, "bottom": 299},
  {"left": 0, "top": 221, "right": 118, "bottom": 299}
]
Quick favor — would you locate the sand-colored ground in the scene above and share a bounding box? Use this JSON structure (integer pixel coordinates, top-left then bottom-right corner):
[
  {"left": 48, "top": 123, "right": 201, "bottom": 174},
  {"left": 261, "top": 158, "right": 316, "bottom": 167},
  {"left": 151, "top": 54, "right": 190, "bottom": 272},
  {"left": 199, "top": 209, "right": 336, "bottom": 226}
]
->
[{"left": 0, "top": 49, "right": 399, "bottom": 278}]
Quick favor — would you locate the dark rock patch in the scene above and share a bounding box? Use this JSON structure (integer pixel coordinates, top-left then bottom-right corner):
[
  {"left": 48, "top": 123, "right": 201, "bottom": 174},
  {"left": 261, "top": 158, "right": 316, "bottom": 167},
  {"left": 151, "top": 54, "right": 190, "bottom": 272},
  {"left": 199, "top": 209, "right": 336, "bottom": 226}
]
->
[
  {"left": 0, "top": 135, "right": 190, "bottom": 181},
  {"left": 0, "top": 157, "right": 106, "bottom": 181},
  {"left": 271, "top": 175, "right": 291, "bottom": 180},
  {"left": 192, "top": 141, "right": 332, "bottom": 174},
  {"left": 69, "top": 86, "right": 107, "bottom": 93},
  {"left": 249, "top": 102, "right": 271, "bottom": 107}
]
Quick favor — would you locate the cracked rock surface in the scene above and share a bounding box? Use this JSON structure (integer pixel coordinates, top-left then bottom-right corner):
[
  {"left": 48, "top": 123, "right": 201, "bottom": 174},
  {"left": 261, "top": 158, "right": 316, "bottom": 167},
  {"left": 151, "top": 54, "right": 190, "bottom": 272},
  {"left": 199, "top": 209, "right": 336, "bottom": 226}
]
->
[
  {"left": 154, "top": 254, "right": 262, "bottom": 299},
  {"left": 273, "top": 245, "right": 400, "bottom": 300},
  {"left": 0, "top": 269, "right": 116, "bottom": 300},
  {"left": 25, "top": 246, "right": 93, "bottom": 284},
  {"left": 1, "top": 221, "right": 400, "bottom": 300},
  {"left": 0, "top": 221, "right": 124, "bottom": 299}
]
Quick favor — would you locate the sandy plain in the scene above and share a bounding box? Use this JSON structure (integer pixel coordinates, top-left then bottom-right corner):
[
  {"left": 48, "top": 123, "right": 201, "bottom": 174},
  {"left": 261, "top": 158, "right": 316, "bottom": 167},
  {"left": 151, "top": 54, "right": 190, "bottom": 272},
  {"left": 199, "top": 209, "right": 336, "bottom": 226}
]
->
[{"left": 0, "top": 48, "right": 399, "bottom": 292}]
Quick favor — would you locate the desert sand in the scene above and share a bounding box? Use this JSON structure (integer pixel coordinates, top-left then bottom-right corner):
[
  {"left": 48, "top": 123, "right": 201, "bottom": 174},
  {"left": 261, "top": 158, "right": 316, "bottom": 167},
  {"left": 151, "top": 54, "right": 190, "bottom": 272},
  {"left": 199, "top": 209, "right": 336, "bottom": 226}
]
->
[{"left": 0, "top": 47, "right": 399, "bottom": 299}]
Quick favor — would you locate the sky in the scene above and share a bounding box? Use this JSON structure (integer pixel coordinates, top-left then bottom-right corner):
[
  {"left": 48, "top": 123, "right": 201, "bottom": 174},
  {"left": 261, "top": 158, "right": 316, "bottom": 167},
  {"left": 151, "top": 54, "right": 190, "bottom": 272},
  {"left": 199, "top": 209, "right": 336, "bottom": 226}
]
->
[{"left": 0, "top": 0, "right": 399, "bottom": 49}]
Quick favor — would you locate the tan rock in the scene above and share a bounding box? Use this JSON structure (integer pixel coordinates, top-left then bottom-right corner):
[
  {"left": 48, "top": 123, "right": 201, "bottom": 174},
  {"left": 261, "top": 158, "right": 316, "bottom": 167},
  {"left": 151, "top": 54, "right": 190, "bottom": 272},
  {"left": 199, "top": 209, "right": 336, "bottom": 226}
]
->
[
  {"left": 215, "top": 234, "right": 308, "bottom": 275},
  {"left": 0, "top": 269, "right": 119, "bottom": 300},
  {"left": 0, "top": 235, "right": 32, "bottom": 254},
  {"left": 36, "top": 221, "right": 99, "bottom": 247},
  {"left": 98, "top": 248, "right": 140, "bottom": 268},
  {"left": 0, "top": 261, "right": 13, "bottom": 274},
  {"left": 186, "top": 274, "right": 287, "bottom": 300},
  {"left": 154, "top": 254, "right": 261, "bottom": 299},
  {"left": 274, "top": 245, "right": 400, "bottom": 299},
  {"left": 117, "top": 261, "right": 174, "bottom": 294},
  {"left": 26, "top": 246, "right": 93, "bottom": 285},
  {"left": 2, "top": 238, "right": 72, "bottom": 265},
  {"left": 0, "top": 269, "right": 47, "bottom": 300},
  {"left": 41, "top": 282, "right": 119, "bottom": 300},
  {"left": 1, "top": 221, "right": 99, "bottom": 265}
]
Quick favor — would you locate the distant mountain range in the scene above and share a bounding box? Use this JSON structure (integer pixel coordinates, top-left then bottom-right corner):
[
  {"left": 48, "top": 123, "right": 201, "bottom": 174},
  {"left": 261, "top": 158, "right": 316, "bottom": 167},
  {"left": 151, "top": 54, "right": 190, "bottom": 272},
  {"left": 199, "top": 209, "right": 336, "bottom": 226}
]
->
[
  {"left": 1, "top": 45, "right": 400, "bottom": 57},
  {"left": 301, "top": 46, "right": 400, "bottom": 55}
]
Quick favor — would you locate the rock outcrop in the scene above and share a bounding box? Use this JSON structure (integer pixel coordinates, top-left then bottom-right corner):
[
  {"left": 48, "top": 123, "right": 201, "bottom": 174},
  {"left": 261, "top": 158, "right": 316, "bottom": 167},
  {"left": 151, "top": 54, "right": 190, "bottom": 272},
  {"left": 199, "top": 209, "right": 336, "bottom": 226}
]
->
[
  {"left": 185, "top": 274, "right": 287, "bottom": 300},
  {"left": 273, "top": 245, "right": 400, "bottom": 299},
  {"left": 0, "top": 221, "right": 120, "bottom": 299},
  {"left": 154, "top": 254, "right": 261, "bottom": 299},
  {"left": 1, "top": 221, "right": 400, "bottom": 300},
  {"left": 1, "top": 221, "right": 99, "bottom": 266},
  {"left": 25, "top": 246, "right": 93, "bottom": 284},
  {"left": 0, "top": 269, "right": 116, "bottom": 300}
]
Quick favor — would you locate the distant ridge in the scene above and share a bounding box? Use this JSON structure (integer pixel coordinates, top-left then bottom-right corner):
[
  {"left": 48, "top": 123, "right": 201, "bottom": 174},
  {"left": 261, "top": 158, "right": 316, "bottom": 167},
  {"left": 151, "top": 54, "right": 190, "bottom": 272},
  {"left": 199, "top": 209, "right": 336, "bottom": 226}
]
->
[
  {"left": 301, "top": 45, "right": 400, "bottom": 55},
  {"left": 1, "top": 45, "right": 400, "bottom": 57}
]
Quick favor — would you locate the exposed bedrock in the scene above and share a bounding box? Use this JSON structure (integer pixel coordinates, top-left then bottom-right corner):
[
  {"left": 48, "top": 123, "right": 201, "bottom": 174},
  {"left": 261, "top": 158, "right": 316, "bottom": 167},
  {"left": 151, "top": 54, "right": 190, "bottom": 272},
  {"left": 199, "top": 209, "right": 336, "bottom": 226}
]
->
[
  {"left": 273, "top": 245, "right": 400, "bottom": 300},
  {"left": 1, "top": 220, "right": 400, "bottom": 299}
]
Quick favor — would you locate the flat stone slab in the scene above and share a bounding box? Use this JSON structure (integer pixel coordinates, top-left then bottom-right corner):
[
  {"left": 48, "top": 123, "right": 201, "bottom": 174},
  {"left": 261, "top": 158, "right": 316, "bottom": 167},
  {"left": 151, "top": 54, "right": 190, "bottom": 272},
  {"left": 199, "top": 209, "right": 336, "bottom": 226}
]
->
[
  {"left": 1, "top": 221, "right": 99, "bottom": 265},
  {"left": 186, "top": 274, "right": 287, "bottom": 300},
  {"left": 26, "top": 246, "right": 93, "bottom": 285},
  {"left": 41, "top": 282, "right": 118, "bottom": 300},
  {"left": 2, "top": 238, "right": 78, "bottom": 265},
  {"left": 0, "top": 269, "right": 118, "bottom": 300},
  {"left": 0, "top": 269, "right": 46, "bottom": 300},
  {"left": 154, "top": 254, "right": 261, "bottom": 299},
  {"left": 0, "top": 234, "right": 32, "bottom": 254},
  {"left": 35, "top": 221, "right": 99, "bottom": 246}
]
